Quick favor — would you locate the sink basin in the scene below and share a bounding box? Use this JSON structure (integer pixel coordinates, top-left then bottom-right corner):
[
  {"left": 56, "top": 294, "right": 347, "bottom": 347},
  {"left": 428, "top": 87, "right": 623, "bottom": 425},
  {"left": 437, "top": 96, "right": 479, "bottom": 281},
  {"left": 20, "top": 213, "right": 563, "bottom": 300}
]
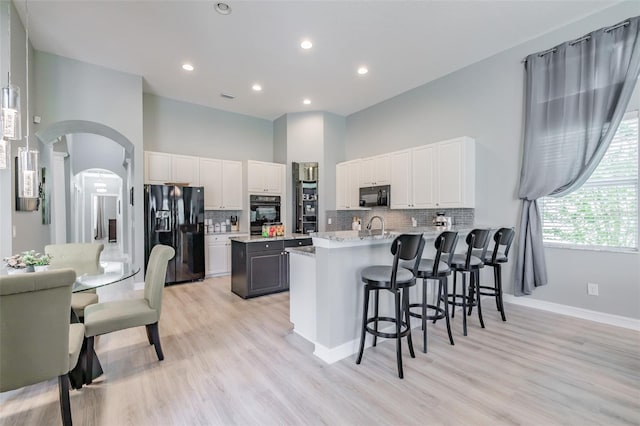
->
[{"left": 359, "top": 230, "right": 393, "bottom": 239}]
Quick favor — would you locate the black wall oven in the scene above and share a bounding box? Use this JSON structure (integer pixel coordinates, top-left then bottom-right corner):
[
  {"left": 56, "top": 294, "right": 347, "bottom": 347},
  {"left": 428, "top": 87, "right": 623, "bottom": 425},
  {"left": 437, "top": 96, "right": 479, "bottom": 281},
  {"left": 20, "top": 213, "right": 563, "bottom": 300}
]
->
[{"left": 249, "top": 195, "right": 281, "bottom": 235}]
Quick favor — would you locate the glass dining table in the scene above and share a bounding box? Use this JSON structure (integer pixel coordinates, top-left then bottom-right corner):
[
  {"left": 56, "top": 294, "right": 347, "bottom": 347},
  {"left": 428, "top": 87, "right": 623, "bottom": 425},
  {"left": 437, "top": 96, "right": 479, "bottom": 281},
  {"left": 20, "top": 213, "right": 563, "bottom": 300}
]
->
[{"left": 69, "top": 261, "right": 141, "bottom": 389}]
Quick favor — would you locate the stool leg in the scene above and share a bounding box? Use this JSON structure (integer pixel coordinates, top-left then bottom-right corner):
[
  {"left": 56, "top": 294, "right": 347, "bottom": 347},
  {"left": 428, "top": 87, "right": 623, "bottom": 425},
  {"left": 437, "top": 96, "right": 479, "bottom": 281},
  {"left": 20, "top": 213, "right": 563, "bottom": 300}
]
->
[
  {"left": 451, "top": 271, "right": 457, "bottom": 319},
  {"left": 372, "top": 289, "right": 379, "bottom": 347},
  {"left": 433, "top": 279, "right": 442, "bottom": 324},
  {"left": 461, "top": 272, "right": 468, "bottom": 336},
  {"left": 496, "top": 264, "right": 507, "bottom": 322},
  {"left": 442, "top": 278, "right": 454, "bottom": 345},
  {"left": 422, "top": 278, "right": 428, "bottom": 352},
  {"left": 394, "top": 290, "right": 404, "bottom": 379},
  {"left": 492, "top": 266, "right": 500, "bottom": 311},
  {"left": 403, "top": 288, "right": 415, "bottom": 358},
  {"left": 467, "top": 279, "right": 475, "bottom": 316},
  {"left": 475, "top": 271, "right": 485, "bottom": 328},
  {"left": 356, "top": 286, "right": 370, "bottom": 365}
]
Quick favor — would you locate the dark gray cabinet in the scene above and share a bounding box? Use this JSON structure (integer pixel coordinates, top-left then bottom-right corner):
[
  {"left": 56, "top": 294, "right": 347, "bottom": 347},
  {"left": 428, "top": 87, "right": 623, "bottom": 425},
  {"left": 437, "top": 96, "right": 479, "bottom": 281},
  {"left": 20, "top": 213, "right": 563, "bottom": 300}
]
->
[{"left": 231, "top": 238, "right": 312, "bottom": 298}]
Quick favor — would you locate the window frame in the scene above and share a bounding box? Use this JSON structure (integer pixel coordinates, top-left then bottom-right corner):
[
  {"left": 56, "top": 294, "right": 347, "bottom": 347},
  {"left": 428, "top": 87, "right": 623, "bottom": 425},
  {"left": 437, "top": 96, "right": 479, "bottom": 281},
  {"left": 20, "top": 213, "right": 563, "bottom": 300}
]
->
[{"left": 541, "top": 109, "right": 639, "bottom": 253}]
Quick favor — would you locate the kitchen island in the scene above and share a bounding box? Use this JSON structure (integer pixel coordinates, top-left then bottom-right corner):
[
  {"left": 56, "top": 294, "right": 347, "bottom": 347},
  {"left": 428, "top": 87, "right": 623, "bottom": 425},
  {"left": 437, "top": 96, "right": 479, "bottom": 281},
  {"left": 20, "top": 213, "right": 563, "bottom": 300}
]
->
[
  {"left": 288, "top": 226, "right": 477, "bottom": 364},
  {"left": 230, "top": 234, "right": 312, "bottom": 298}
]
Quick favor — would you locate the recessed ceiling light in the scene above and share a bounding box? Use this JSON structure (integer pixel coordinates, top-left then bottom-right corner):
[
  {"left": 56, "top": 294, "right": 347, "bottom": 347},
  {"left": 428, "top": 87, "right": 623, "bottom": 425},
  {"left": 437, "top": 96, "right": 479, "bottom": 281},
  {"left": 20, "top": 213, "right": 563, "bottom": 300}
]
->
[
  {"left": 300, "top": 40, "right": 313, "bottom": 50},
  {"left": 303, "top": 99, "right": 311, "bottom": 105},
  {"left": 96, "top": 188, "right": 107, "bottom": 193},
  {"left": 357, "top": 66, "right": 369, "bottom": 75},
  {"left": 215, "top": 2, "right": 232, "bottom": 15},
  {"left": 252, "top": 84, "right": 262, "bottom": 92},
  {"left": 94, "top": 182, "right": 107, "bottom": 188},
  {"left": 182, "top": 63, "right": 194, "bottom": 71}
]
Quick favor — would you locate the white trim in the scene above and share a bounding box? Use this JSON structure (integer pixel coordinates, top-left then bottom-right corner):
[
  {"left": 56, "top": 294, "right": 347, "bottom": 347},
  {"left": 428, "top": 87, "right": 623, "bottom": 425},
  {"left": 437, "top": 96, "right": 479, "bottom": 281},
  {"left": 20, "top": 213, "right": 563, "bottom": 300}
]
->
[{"left": 503, "top": 294, "right": 640, "bottom": 331}]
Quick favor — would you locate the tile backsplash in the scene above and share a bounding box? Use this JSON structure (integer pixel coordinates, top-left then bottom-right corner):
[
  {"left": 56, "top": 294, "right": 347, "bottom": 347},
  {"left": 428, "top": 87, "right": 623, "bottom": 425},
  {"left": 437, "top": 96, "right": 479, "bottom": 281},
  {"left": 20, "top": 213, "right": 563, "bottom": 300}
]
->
[{"left": 324, "top": 208, "right": 474, "bottom": 231}]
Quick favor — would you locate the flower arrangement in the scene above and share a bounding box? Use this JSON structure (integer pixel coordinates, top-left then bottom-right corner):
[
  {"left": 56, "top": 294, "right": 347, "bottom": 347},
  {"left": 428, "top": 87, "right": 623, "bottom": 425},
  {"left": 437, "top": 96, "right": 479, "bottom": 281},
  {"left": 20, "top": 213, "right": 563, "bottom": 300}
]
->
[{"left": 4, "top": 251, "right": 52, "bottom": 269}]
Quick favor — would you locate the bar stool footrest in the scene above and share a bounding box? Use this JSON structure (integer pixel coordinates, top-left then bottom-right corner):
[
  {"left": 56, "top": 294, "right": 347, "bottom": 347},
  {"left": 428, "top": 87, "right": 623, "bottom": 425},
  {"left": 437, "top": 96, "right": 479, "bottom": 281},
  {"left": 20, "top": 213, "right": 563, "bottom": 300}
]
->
[
  {"left": 408, "top": 303, "right": 446, "bottom": 321},
  {"left": 365, "top": 316, "right": 411, "bottom": 339}
]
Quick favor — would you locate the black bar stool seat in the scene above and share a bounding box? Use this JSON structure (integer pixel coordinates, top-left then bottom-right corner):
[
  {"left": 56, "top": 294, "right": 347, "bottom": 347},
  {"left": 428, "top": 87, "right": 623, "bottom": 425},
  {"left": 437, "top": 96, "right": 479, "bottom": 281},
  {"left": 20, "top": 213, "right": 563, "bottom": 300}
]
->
[{"left": 356, "top": 233, "right": 425, "bottom": 379}]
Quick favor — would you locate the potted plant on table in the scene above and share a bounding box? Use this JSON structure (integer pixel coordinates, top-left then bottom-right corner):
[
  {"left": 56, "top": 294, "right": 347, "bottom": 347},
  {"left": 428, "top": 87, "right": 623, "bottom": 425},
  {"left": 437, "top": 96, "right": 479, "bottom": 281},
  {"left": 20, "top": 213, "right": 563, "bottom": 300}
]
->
[{"left": 3, "top": 251, "right": 52, "bottom": 273}]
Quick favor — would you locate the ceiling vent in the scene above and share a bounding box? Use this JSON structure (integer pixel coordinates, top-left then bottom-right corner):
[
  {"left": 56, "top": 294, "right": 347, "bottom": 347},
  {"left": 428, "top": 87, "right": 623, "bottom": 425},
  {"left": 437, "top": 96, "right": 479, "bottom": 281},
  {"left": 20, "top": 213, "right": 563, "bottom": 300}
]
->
[{"left": 220, "top": 93, "right": 235, "bottom": 99}]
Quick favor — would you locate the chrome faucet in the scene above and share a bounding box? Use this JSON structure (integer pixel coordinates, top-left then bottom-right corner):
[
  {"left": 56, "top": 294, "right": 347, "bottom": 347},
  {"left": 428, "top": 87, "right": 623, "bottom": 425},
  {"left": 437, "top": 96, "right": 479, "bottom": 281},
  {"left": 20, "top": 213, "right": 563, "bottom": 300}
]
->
[{"left": 366, "top": 216, "right": 385, "bottom": 234}]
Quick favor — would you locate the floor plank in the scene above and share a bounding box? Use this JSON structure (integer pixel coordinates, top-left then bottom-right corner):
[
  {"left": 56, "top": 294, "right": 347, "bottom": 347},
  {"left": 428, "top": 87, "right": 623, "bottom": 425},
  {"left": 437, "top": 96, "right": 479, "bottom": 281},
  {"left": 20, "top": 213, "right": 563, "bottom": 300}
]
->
[{"left": 1, "top": 276, "right": 639, "bottom": 425}]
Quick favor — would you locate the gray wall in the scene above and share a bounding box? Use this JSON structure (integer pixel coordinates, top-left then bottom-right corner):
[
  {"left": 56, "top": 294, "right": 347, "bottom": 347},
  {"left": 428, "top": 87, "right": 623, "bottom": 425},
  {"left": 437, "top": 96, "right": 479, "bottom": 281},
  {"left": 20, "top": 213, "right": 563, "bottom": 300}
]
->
[
  {"left": 34, "top": 51, "right": 144, "bottom": 266},
  {"left": 69, "top": 134, "right": 127, "bottom": 179},
  {"left": 322, "top": 112, "right": 345, "bottom": 214},
  {"left": 344, "top": 1, "right": 640, "bottom": 319},
  {"left": 143, "top": 93, "right": 273, "bottom": 161}
]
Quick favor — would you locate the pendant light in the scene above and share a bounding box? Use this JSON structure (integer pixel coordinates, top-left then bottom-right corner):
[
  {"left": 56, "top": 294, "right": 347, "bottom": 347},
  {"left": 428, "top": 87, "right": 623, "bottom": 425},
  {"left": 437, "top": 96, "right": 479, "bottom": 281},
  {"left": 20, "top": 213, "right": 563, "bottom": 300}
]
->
[
  {"left": 1, "top": 1, "right": 21, "bottom": 141},
  {"left": 17, "top": 0, "right": 38, "bottom": 198}
]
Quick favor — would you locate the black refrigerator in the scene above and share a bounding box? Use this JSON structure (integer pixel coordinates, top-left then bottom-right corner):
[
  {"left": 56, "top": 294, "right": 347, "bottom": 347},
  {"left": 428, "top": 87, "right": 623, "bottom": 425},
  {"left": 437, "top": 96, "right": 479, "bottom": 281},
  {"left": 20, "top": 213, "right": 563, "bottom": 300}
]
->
[{"left": 144, "top": 184, "right": 205, "bottom": 284}]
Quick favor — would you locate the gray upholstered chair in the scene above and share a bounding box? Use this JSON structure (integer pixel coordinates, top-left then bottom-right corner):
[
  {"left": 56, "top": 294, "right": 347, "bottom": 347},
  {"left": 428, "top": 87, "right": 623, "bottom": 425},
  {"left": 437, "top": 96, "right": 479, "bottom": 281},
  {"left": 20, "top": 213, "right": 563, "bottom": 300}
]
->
[
  {"left": 83, "top": 245, "right": 175, "bottom": 383},
  {"left": 45, "top": 243, "right": 104, "bottom": 320},
  {"left": 0, "top": 269, "right": 84, "bottom": 426}
]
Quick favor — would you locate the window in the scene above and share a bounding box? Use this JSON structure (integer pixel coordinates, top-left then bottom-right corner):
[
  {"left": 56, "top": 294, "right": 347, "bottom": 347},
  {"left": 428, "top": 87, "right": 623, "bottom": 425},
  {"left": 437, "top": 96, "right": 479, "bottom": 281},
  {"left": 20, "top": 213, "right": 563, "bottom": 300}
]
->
[{"left": 541, "top": 112, "right": 639, "bottom": 250}]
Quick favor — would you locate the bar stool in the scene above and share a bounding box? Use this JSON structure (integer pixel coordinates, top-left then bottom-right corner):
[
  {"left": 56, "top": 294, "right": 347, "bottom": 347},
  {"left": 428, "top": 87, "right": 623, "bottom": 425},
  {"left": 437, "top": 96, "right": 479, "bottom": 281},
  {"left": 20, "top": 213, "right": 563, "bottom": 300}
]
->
[
  {"left": 445, "top": 229, "right": 491, "bottom": 336},
  {"left": 406, "top": 231, "right": 458, "bottom": 353},
  {"left": 356, "top": 233, "right": 425, "bottom": 379},
  {"left": 468, "top": 227, "right": 515, "bottom": 322}
]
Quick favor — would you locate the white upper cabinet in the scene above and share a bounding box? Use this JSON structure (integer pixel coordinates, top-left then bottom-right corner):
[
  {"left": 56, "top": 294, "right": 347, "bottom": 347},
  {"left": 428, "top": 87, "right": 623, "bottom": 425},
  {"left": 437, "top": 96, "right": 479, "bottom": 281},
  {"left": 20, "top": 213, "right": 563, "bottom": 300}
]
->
[
  {"left": 144, "top": 151, "right": 172, "bottom": 184},
  {"left": 199, "top": 158, "right": 243, "bottom": 210},
  {"left": 247, "top": 160, "right": 284, "bottom": 194},
  {"left": 172, "top": 155, "right": 200, "bottom": 185},
  {"left": 145, "top": 151, "right": 199, "bottom": 185},
  {"left": 389, "top": 137, "right": 475, "bottom": 209},
  {"left": 360, "top": 154, "right": 390, "bottom": 187},
  {"left": 336, "top": 160, "right": 362, "bottom": 210},
  {"left": 436, "top": 137, "right": 475, "bottom": 208}
]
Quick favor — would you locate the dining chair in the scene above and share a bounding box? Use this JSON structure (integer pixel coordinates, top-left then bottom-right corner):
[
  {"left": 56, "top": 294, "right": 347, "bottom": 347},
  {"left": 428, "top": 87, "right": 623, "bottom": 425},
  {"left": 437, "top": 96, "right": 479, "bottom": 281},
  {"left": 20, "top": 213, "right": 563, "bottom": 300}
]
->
[
  {"left": 0, "top": 269, "right": 85, "bottom": 426},
  {"left": 356, "top": 233, "right": 425, "bottom": 379},
  {"left": 83, "top": 245, "right": 175, "bottom": 383},
  {"left": 45, "top": 243, "right": 105, "bottom": 321}
]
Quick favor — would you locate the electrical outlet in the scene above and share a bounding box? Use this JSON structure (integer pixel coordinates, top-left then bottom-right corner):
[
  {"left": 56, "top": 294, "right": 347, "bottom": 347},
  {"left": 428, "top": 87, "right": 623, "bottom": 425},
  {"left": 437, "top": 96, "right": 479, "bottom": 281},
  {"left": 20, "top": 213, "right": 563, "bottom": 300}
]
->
[
  {"left": 328, "top": 218, "right": 332, "bottom": 225},
  {"left": 587, "top": 283, "right": 599, "bottom": 296}
]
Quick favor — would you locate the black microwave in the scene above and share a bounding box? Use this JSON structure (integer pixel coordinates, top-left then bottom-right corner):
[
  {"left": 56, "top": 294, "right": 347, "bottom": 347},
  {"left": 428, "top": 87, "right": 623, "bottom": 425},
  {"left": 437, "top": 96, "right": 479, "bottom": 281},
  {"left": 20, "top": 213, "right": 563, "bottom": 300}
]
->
[{"left": 359, "top": 185, "right": 390, "bottom": 208}]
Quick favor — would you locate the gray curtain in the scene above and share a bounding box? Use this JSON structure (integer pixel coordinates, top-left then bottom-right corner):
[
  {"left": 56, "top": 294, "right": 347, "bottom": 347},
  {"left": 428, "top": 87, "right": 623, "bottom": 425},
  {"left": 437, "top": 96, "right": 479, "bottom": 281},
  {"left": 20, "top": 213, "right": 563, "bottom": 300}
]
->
[
  {"left": 95, "top": 196, "right": 105, "bottom": 240},
  {"left": 515, "top": 16, "right": 640, "bottom": 296}
]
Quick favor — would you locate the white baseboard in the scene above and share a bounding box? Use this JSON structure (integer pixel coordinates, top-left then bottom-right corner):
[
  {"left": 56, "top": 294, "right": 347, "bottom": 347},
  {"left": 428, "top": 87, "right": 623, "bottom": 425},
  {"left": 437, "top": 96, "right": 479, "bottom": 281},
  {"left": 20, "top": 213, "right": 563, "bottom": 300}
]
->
[{"left": 503, "top": 294, "right": 640, "bottom": 331}]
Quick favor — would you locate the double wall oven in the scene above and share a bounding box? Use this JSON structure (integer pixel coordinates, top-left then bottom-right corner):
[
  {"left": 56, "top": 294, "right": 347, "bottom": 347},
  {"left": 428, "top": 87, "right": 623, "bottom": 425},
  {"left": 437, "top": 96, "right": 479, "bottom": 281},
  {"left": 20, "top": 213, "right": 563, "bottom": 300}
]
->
[{"left": 249, "top": 195, "right": 281, "bottom": 235}]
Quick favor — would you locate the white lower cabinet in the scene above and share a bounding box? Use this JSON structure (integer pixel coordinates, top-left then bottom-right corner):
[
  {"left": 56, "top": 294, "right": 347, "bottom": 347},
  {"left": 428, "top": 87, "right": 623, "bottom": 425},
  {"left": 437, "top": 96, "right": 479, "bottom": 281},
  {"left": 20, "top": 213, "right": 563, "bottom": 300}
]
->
[{"left": 206, "top": 234, "right": 246, "bottom": 276}]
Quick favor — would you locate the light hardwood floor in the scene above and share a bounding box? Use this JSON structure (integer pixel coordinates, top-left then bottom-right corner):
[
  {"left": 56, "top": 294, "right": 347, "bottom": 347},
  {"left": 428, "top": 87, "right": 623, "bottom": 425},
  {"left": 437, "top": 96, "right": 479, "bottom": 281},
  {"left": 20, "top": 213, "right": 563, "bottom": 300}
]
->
[{"left": 1, "top": 276, "right": 639, "bottom": 425}]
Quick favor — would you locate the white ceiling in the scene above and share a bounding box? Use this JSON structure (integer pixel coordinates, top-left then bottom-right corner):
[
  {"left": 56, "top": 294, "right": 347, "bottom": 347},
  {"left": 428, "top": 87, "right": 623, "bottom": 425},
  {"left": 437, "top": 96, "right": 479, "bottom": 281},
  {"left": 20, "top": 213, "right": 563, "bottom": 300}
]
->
[{"left": 14, "top": 0, "right": 619, "bottom": 120}]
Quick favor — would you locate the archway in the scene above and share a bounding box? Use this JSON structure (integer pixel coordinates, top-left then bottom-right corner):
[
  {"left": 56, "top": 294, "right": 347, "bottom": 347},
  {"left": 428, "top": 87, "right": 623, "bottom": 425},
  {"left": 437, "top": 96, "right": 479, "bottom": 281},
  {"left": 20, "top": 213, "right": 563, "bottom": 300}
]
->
[{"left": 36, "top": 120, "right": 136, "bottom": 263}]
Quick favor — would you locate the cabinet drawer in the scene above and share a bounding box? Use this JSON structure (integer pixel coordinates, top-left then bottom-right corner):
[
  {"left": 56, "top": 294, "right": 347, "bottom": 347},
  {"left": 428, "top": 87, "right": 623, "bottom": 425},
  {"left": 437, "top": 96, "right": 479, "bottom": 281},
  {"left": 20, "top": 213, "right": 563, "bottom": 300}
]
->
[
  {"left": 284, "top": 238, "right": 313, "bottom": 248},
  {"left": 246, "top": 240, "right": 285, "bottom": 253}
]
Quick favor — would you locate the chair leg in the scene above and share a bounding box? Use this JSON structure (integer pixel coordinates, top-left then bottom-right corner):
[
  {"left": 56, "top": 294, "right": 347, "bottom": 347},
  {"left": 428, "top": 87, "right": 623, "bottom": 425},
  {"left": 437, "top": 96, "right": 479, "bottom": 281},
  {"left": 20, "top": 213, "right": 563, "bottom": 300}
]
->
[
  {"left": 496, "top": 264, "right": 507, "bottom": 322},
  {"left": 493, "top": 266, "right": 501, "bottom": 311},
  {"left": 147, "top": 323, "right": 165, "bottom": 361},
  {"left": 467, "top": 280, "right": 475, "bottom": 316},
  {"left": 372, "top": 289, "right": 380, "bottom": 347},
  {"left": 422, "top": 279, "right": 428, "bottom": 353},
  {"left": 58, "top": 375, "right": 72, "bottom": 426},
  {"left": 475, "top": 272, "right": 485, "bottom": 329},
  {"left": 394, "top": 290, "right": 404, "bottom": 379},
  {"left": 461, "top": 272, "right": 468, "bottom": 336},
  {"left": 442, "top": 278, "right": 454, "bottom": 346},
  {"left": 146, "top": 323, "right": 154, "bottom": 345},
  {"left": 85, "top": 336, "right": 94, "bottom": 385},
  {"left": 433, "top": 279, "right": 442, "bottom": 324},
  {"left": 451, "top": 271, "right": 457, "bottom": 319},
  {"left": 356, "top": 286, "right": 370, "bottom": 365},
  {"left": 403, "top": 288, "right": 415, "bottom": 358}
]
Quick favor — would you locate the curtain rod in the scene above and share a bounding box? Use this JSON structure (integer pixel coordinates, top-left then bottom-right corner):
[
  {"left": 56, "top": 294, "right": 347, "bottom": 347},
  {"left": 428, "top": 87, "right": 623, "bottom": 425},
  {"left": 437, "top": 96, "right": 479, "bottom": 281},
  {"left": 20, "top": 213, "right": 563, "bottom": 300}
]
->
[{"left": 521, "top": 20, "right": 630, "bottom": 63}]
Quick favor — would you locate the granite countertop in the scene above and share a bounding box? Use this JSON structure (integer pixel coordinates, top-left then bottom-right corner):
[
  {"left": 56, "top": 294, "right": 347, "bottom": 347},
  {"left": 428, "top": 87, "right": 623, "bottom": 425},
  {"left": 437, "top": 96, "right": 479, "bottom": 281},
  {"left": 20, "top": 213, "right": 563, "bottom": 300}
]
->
[
  {"left": 286, "top": 246, "right": 316, "bottom": 257},
  {"left": 230, "top": 233, "right": 312, "bottom": 243},
  {"left": 311, "top": 225, "right": 492, "bottom": 248},
  {"left": 205, "top": 231, "right": 247, "bottom": 237}
]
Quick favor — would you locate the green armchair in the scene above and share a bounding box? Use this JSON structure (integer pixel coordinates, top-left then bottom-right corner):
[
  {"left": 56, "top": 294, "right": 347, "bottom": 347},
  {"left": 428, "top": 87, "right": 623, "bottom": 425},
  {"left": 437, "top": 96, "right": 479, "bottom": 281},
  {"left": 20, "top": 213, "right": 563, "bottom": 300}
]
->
[
  {"left": 45, "top": 243, "right": 105, "bottom": 320},
  {"left": 0, "top": 269, "right": 84, "bottom": 426},
  {"left": 84, "top": 245, "right": 175, "bottom": 383}
]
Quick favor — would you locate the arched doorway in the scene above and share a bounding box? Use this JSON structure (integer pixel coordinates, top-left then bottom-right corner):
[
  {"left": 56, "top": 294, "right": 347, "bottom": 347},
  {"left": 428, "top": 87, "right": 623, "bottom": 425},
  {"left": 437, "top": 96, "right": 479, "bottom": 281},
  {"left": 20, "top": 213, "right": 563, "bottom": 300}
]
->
[{"left": 36, "top": 120, "right": 136, "bottom": 263}]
